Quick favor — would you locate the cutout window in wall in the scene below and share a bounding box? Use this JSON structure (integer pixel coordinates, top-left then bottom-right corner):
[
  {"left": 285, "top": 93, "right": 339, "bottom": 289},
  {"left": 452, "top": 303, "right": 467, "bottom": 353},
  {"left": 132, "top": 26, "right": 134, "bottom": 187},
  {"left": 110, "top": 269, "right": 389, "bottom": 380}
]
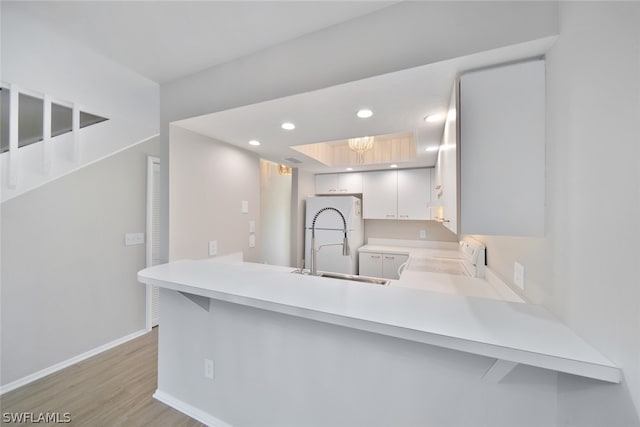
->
[{"left": 0, "top": 88, "right": 109, "bottom": 153}]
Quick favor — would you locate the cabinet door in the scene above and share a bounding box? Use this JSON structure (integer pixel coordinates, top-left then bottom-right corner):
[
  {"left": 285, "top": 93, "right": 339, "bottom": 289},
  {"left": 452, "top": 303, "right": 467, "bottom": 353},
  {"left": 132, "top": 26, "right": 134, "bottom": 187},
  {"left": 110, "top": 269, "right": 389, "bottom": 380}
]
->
[
  {"left": 397, "top": 169, "right": 430, "bottom": 220},
  {"left": 382, "top": 253, "right": 409, "bottom": 280},
  {"left": 338, "top": 173, "right": 362, "bottom": 193},
  {"left": 362, "top": 171, "right": 397, "bottom": 219},
  {"left": 359, "top": 252, "right": 383, "bottom": 278},
  {"left": 315, "top": 174, "right": 338, "bottom": 194},
  {"left": 459, "top": 60, "right": 544, "bottom": 236}
]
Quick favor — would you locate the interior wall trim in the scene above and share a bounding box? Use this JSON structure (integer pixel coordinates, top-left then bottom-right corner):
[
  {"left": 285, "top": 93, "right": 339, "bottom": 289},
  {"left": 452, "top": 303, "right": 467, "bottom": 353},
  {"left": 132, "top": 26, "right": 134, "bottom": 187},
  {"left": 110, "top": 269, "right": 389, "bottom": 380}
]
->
[
  {"left": 0, "top": 328, "right": 149, "bottom": 395},
  {"left": 153, "top": 389, "right": 233, "bottom": 427}
]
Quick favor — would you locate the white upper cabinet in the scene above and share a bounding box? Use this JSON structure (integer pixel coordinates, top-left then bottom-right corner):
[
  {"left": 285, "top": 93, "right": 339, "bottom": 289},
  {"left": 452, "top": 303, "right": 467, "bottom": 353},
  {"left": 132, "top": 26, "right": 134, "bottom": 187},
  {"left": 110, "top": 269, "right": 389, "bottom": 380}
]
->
[
  {"left": 337, "top": 173, "right": 362, "bottom": 193},
  {"left": 315, "top": 173, "right": 362, "bottom": 194},
  {"left": 459, "top": 60, "right": 545, "bottom": 236},
  {"left": 397, "top": 168, "right": 430, "bottom": 220},
  {"left": 315, "top": 174, "right": 339, "bottom": 194},
  {"left": 362, "top": 168, "right": 431, "bottom": 220},
  {"left": 362, "top": 170, "right": 397, "bottom": 219}
]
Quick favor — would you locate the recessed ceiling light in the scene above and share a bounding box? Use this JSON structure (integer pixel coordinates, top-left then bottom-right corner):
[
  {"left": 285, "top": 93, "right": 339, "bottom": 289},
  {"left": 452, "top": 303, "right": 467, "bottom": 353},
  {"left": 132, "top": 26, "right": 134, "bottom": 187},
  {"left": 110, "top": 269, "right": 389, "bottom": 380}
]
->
[
  {"left": 424, "top": 114, "right": 444, "bottom": 123},
  {"left": 357, "top": 109, "right": 373, "bottom": 119},
  {"left": 281, "top": 122, "right": 295, "bottom": 130},
  {"left": 425, "top": 146, "right": 440, "bottom": 152},
  {"left": 390, "top": 164, "right": 398, "bottom": 168},
  {"left": 346, "top": 167, "right": 353, "bottom": 171},
  {"left": 249, "top": 140, "right": 261, "bottom": 146}
]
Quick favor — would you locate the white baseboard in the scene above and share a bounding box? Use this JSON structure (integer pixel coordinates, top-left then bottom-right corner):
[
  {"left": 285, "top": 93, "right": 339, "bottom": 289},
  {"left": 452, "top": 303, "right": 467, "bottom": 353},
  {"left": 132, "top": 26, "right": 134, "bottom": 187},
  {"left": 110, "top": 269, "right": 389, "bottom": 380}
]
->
[
  {"left": 153, "top": 389, "right": 233, "bottom": 427},
  {"left": 0, "top": 328, "right": 149, "bottom": 395}
]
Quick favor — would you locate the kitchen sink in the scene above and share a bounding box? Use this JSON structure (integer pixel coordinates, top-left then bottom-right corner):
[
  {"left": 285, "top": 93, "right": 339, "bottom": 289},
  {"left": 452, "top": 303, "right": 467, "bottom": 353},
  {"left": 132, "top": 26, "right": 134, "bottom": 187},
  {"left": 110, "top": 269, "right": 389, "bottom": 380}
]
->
[
  {"left": 319, "top": 272, "right": 390, "bottom": 286},
  {"left": 291, "top": 269, "right": 390, "bottom": 286}
]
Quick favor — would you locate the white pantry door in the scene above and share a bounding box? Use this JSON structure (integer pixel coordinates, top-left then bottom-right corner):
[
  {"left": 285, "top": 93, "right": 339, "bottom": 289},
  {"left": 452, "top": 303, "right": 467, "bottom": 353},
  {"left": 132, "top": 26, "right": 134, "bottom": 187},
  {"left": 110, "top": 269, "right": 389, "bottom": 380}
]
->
[{"left": 146, "top": 156, "right": 161, "bottom": 329}]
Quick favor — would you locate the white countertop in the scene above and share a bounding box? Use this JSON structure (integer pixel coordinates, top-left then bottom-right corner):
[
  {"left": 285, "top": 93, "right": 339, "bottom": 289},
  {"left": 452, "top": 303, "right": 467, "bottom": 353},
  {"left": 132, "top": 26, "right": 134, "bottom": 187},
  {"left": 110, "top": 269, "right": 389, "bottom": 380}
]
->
[
  {"left": 138, "top": 257, "right": 620, "bottom": 383},
  {"left": 359, "top": 242, "right": 523, "bottom": 303}
]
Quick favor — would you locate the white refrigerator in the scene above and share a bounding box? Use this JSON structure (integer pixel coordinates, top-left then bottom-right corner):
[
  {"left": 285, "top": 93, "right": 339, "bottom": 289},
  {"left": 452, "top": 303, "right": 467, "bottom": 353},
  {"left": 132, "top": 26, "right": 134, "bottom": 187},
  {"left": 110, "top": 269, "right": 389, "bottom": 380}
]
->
[{"left": 304, "top": 196, "right": 364, "bottom": 275}]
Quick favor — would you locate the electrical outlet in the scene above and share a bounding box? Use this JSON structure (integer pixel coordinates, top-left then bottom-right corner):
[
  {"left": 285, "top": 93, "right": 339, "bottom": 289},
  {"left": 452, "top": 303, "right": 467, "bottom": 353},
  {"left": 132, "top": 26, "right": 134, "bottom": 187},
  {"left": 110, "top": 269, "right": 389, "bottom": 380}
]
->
[
  {"left": 514, "top": 262, "right": 525, "bottom": 290},
  {"left": 204, "top": 359, "right": 214, "bottom": 380},
  {"left": 249, "top": 234, "right": 256, "bottom": 248},
  {"left": 419, "top": 229, "right": 427, "bottom": 239},
  {"left": 124, "top": 233, "right": 145, "bottom": 246},
  {"left": 208, "top": 240, "right": 218, "bottom": 256}
]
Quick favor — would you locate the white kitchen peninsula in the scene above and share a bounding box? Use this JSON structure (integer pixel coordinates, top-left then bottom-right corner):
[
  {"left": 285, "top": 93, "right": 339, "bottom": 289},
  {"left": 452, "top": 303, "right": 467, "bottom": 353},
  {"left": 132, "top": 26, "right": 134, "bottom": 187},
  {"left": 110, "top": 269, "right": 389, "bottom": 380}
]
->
[{"left": 138, "top": 257, "right": 620, "bottom": 427}]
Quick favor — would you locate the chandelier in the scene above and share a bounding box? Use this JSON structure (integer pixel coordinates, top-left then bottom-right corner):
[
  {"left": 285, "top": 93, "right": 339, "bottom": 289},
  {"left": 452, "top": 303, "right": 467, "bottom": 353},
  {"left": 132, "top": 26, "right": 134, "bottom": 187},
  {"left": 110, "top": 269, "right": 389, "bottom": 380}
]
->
[{"left": 347, "top": 136, "right": 374, "bottom": 163}]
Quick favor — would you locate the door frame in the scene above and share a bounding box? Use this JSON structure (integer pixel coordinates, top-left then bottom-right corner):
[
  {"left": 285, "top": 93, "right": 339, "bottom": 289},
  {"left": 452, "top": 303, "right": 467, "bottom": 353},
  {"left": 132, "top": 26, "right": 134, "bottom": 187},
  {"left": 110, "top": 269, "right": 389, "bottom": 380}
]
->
[{"left": 145, "top": 155, "right": 160, "bottom": 331}]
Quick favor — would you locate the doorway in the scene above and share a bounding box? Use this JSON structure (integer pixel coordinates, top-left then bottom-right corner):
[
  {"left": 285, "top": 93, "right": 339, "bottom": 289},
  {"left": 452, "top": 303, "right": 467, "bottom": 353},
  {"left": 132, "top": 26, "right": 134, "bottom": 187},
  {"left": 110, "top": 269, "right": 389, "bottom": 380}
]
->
[{"left": 146, "top": 156, "right": 161, "bottom": 329}]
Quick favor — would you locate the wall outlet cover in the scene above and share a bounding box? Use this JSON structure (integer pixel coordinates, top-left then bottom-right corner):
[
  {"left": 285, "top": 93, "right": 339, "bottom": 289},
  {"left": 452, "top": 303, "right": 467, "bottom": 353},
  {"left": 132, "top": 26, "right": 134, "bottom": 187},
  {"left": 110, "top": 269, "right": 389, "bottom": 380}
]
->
[
  {"left": 208, "top": 240, "right": 218, "bottom": 256},
  {"left": 125, "top": 232, "right": 145, "bottom": 246},
  {"left": 249, "top": 234, "right": 256, "bottom": 248},
  {"left": 241, "top": 200, "right": 249, "bottom": 214},
  {"left": 514, "top": 261, "right": 525, "bottom": 289},
  {"left": 419, "top": 230, "right": 427, "bottom": 239}
]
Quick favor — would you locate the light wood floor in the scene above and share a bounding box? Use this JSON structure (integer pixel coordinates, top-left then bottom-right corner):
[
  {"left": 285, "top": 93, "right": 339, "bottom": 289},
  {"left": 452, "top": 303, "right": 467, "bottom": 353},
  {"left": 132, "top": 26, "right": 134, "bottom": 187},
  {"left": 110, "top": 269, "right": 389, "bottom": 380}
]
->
[{"left": 0, "top": 327, "right": 205, "bottom": 426}]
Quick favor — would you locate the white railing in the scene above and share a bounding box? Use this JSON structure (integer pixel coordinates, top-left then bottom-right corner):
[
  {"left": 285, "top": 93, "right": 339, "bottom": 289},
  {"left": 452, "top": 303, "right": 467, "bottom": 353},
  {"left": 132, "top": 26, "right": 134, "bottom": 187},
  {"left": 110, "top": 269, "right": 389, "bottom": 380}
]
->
[
  {"left": 1, "top": 81, "right": 84, "bottom": 190},
  {"left": 0, "top": 81, "right": 159, "bottom": 204}
]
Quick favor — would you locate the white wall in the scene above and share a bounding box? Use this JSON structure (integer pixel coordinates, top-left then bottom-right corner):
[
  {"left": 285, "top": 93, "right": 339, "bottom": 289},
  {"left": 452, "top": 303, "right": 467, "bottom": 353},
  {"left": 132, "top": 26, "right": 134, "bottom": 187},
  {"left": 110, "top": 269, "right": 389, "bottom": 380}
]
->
[
  {"left": 547, "top": 1, "right": 640, "bottom": 416},
  {"left": 159, "top": 0, "right": 559, "bottom": 263},
  {"left": 364, "top": 220, "right": 457, "bottom": 243},
  {"left": 473, "top": 1, "right": 640, "bottom": 418},
  {"left": 158, "top": 290, "right": 640, "bottom": 427},
  {"left": 169, "top": 126, "right": 260, "bottom": 262},
  {"left": 1, "top": 136, "right": 160, "bottom": 387},
  {"left": 0, "top": 4, "right": 159, "bottom": 201},
  {"left": 161, "top": 1, "right": 558, "bottom": 123},
  {"left": 1, "top": 4, "right": 159, "bottom": 127},
  {"left": 260, "top": 160, "right": 292, "bottom": 266},
  {"left": 291, "top": 168, "right": 316, "bottom": 269},
  {"left": 155, "top": 1, "right": 640, "bottom": 423},
  {"left": 159, "top": 291, "right": 560, "bottom": 427}
]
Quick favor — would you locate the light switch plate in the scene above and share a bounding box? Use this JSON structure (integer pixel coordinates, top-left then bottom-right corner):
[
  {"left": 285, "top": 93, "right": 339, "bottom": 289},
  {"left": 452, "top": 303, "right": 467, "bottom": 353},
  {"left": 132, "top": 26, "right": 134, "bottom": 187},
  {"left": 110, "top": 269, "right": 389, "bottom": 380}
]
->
[
  {"left": 249, "top": 220, "right": 256, "bottom": 233},
  {"left": 125, "top": 232, "right": 145, "bottom": 246},
  {"left": 241, "top": 200, "right": 249, "bottom": 214},
  {"left": 514, "top": 262, "right": 525, "bottom": 289},
  {"left": 249, "top": 235, "right": 256, "bottom": 248},
  {"left": 208, "top": 240, "right": 218, "bottom": 256}
]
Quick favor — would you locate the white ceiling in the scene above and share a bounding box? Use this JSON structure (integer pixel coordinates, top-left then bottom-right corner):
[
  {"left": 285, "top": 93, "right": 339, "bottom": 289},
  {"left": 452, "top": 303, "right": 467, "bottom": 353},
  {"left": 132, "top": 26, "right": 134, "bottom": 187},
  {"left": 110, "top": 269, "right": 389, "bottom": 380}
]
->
[
  {"left": 175, "top": 37, "right": 557, "bottom": 173},
  {"left": 8, "top": 1, "right": 397, "bottom": 84},
  {"left": 7, "top": 1, "right": 557, "bottom": 174}
]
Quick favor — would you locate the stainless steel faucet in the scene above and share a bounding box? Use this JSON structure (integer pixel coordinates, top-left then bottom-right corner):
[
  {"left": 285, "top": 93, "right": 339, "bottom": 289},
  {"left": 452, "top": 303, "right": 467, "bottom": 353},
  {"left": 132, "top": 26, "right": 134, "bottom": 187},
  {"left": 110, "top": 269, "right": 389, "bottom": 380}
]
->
[{"left": 310, "top": 207, "right": 350, "bottom": 276}]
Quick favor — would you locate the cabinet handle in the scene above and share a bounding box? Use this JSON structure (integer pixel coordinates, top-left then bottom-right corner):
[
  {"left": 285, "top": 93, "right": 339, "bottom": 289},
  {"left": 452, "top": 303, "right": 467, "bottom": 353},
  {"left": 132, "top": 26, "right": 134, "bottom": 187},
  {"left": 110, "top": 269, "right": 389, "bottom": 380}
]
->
[
  {"left": 386, "top": 214, "right": 395, "bottom": 218},
  {"left": 329, "top": 189, "right": 337, "bottom": 192},
  {"left": 385, "top": 256, "right": 395, "bottom": 260},
  {"left": 399, "top": 215, "right": 409, "bottom": 218},
  {"left": 371, "top": 255, "right": 381, "bottom": 259},
  {"left": 340, "top": 189, "right": 348, "bottom": 192}
]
